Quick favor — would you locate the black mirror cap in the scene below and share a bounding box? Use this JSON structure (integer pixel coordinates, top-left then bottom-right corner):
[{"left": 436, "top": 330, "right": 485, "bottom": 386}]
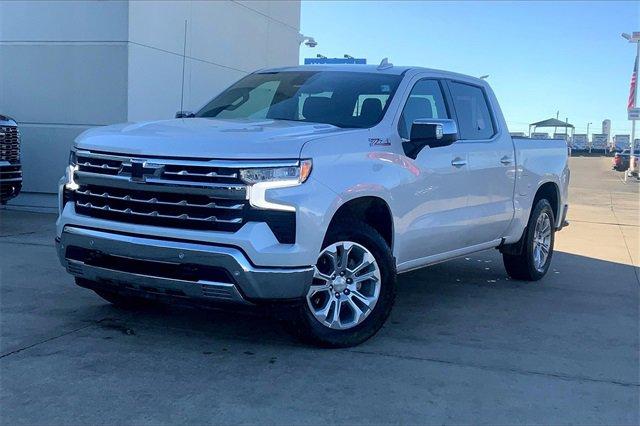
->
[{"left": 175, "top": 111, "right": 195, "bottom": 119}]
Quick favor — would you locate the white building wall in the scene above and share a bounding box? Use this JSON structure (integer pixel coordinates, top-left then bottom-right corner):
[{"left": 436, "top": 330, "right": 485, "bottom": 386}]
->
[{"left": 0, "top": 0, "right": 301, "bottom": 209}]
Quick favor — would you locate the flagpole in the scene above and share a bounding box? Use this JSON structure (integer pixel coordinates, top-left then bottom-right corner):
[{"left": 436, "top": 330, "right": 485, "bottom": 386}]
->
[
  {"left": 627, "top": 42, "right": 639, "bottom": 182},
  {"left": 623, "top": 33, "right": 640, "bottom": 182}
]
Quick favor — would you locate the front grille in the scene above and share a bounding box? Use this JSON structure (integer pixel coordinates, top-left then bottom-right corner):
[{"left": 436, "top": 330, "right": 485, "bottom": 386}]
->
[
  {"left": 0, "top": 126, "right": 20, "bottom": 163},
  {"left": 71, "top": 150, "right": 296, "bottom": 243},
  {"left": 74, "top": 185, "right": 245, "bottom": 232}
]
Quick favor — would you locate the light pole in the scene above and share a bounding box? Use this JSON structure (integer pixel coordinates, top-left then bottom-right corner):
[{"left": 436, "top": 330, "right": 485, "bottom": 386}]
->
[
  {"left": 622, "top": 32, "right": 639, "bottom": 181},
  {"left": 586, "top": 122, "right": 592, "bottom": 140}
]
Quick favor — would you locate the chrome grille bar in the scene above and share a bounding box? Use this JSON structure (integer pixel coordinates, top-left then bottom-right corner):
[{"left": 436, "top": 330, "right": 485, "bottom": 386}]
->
[
  {"left": 76, "top": 188, "right": 244, "bottom": 210},
  {"left": 76, "top": 201, "right": 243, "bottom": 224}
]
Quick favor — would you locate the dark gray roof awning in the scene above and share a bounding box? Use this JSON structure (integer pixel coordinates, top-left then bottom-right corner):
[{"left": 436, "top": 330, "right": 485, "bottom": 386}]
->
[{"left": 530, "top": 118, "right": 574, "bottom": 128}]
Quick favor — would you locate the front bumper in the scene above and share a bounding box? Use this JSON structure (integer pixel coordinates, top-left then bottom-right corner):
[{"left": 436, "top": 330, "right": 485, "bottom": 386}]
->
[{"left": 56, "top": 226, "right": 314, "bottom": 304}]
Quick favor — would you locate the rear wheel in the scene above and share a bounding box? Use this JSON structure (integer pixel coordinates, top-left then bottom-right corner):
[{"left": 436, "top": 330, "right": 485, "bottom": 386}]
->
[
  {"left": 503, "top": 199, "right": 555, "bottom": 281},
  {"left": 287, "top": 220, "right": 396, "bottom": 347}
]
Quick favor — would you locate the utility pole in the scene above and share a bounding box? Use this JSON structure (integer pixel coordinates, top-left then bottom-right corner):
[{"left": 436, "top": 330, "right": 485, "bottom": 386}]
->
[{"left": 622, "top": 32, "right": 640, "bottom": 181}]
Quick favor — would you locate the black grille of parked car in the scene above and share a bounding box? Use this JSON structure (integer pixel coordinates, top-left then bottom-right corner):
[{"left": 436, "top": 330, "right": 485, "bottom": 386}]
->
[
  {"left": 0, "top": 126, "right": 20, "bottom": 163},
  {"left": 70, "top": 150, "right": 296, "bottom": 243}
]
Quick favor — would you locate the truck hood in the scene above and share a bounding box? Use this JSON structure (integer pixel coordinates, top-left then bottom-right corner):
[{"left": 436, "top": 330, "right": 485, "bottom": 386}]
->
[{"left": 75, "top": 118, "right": 353, "bottom": 159}]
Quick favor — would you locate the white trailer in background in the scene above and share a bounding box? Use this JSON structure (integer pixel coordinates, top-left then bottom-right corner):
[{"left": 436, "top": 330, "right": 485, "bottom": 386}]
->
[
  {"left": 613, "top": 135, "right": 630, "bottom": 151},
  {"left": 553, "top": 133, "right": 571, "bottom": 144},
  {"left": 591, "top": 134, "right": 608, "bottom": 153},
  {"left": 572, "top": 134, "right": 589, "bottom": 151},
  {"left": 531, "top": 132, "right": 549, "bottom": 139}
]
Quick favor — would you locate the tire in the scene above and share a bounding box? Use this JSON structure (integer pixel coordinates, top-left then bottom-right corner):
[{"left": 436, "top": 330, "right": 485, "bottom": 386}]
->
[
  {"left": 286, "top": 219, "right": 397, "bottom": 348},
  {"left": 503, "top": 199, "right": 555, "bottom": 281}
]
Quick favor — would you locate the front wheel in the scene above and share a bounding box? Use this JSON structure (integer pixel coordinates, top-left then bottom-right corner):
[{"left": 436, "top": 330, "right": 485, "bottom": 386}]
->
[
  {"left": 503, "top": 199, "right": 555, "bottom": 281},
  {"left": 286, "top": 220, "right": 397, "bottom": 347}
]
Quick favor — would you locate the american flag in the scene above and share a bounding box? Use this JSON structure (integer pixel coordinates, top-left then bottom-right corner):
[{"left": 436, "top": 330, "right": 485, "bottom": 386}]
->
[{"left": 629, "top": 55, "right": 638, "bottom": 111}]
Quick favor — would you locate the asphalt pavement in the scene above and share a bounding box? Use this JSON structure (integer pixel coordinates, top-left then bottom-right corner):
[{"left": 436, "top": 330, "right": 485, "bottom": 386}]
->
[{"left": 1, "top": 156, "right": 638, "bottom": 425}]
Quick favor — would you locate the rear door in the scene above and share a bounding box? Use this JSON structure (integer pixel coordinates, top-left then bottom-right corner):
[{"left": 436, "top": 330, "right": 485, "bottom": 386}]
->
[{"left": 445, "top": 80, "right": 515, "bottom": 245}]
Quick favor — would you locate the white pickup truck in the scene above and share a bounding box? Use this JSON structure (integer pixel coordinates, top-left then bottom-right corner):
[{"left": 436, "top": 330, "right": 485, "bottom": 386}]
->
[{"left": 57, "top": 64, "right": 569, "bottom": 347}]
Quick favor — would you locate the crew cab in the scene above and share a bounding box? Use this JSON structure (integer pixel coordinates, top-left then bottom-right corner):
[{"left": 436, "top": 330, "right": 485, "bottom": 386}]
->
[
  {"left": 0, "top": 115, "right": 22, "bottom": 204},
  {"left": 57, "top": 65, "right": 569, "bottom": 347}
]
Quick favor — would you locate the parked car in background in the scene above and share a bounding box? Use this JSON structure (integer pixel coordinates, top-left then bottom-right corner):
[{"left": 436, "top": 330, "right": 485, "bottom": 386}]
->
[
  {"left": 0, "top": 115, "right": 22, "bottom": 204},
  {"left": 57, "top": 65, "right": 570, "bottom": 347}
]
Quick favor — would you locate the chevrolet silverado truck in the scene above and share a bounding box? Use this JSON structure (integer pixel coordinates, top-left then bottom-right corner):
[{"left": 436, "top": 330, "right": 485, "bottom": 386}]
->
[
  {"left": 0, "top": 115, "right": 22, "bottom": 204},
  {"left": 57, "top": 65, "right": 569, "bottom": 347}
]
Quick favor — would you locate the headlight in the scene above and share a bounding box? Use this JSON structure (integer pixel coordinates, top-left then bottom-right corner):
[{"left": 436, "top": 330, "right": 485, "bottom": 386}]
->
[
  {"left": 242, "top": 160, "right": 312, "bottom": 211},
  {"left": 239, "top": 160, "right": 312, "bottom": 185}
]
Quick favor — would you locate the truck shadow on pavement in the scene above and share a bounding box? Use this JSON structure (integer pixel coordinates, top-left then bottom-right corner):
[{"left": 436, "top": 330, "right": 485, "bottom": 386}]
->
[{"left": 79, "top": 248, "right": 639, "bottom": 357}]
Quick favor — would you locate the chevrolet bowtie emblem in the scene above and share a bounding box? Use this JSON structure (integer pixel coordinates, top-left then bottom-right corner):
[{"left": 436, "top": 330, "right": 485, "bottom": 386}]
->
[
  {"left": 129, "top": 160, "right": 164, "bottom": 182},
  {"left": 130, "top": 160, "right": 145, "bottom": 182}
]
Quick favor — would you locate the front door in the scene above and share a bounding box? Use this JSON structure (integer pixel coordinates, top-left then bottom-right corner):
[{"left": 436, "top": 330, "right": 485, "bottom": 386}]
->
[{"left": 394, "top": 78, "right": 473, "bottom": 265}]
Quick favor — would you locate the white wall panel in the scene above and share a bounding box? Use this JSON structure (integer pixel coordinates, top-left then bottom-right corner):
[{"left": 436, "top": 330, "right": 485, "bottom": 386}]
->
[
  {"left": 0, "top": 0, "right": 128, "bottom": 41},
  {"left": 126, "top": 42, "right": 183, "bottom": 122},
  {"left": 128, "top": 1, "right": 190, "bottom": 54},
  {"left": 266, "top": 1, "right": 301, "bottom": 30},
  {"left": 0, "top": 44, "right": 128, "bottom": 125},
  {"left": 188, "top": 1, "right": 268, "bottom": 73}
]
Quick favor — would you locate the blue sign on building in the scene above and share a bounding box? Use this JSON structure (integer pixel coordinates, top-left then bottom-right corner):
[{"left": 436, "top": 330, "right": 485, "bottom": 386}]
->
[{"left": 304, "top": 58, "right": 367, "bottom": 65}]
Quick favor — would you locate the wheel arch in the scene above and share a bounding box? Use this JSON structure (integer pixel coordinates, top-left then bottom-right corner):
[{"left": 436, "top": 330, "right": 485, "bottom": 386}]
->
[
  {"left": 325, "top": 196, "right": 394, "bottom": 250},
  {"left": 533, "top": 181, "right": 560, "bottom": 221}
]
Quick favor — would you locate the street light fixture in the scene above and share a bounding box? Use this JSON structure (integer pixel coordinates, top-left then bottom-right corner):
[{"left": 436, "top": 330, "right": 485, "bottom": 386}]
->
[
  {"left": 298, "top": 34, "right": 317, "bottom": 48},
  {"left": 479, "top": 75, "right": 489, "bottom": 80}
]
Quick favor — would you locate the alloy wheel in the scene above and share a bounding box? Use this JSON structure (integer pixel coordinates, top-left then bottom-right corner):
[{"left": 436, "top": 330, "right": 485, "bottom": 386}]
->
[
  {"left": 532, "top": 211, "right": 552, "bottom": 272},
  {"left": 306, "top": 241, "right": 381, "bottom": 330}
]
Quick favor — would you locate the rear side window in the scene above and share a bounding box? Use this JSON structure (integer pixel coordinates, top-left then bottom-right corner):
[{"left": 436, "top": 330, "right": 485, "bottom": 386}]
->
[
  {"left": 398, "top": 79, "right": 449, "bottom": 139},
  {"left": 449, "top": 82, "right": 495, "bottom": 140}
]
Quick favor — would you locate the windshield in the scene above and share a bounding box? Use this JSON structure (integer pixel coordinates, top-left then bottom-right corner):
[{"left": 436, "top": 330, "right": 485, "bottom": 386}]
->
[{"left": 196, "top": 71, "right": 402, "bottom": 128}]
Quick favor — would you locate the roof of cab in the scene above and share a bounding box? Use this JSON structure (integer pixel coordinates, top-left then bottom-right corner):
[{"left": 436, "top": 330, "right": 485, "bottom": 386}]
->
[{"left": 257, "top": 64, "right": 484, "bottom": 84}]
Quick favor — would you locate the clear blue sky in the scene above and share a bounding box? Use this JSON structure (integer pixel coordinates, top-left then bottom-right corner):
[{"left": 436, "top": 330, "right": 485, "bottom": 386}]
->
[{"left": 300, "top": 1, "right": 639, "bottom": 135}]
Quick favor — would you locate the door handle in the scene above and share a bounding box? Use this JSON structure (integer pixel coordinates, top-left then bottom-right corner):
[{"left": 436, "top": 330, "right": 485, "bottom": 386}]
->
[
  {"left": 451, "top": 157, "right": 467, "bottom": 167},
  {"left": 500, "top": 156, "right": 513, "bottom": 165}
]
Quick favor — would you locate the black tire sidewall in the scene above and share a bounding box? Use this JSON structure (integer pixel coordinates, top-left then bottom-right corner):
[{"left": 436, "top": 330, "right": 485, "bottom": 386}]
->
[{"left": 296, "top": 220, "right": 397, "bottom": 347}]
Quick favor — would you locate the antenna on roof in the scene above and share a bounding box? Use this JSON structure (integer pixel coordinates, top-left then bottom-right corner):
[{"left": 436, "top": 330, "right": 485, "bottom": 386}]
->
[{"left": 377, "top": 57, "right": 393, "bottom": 70}]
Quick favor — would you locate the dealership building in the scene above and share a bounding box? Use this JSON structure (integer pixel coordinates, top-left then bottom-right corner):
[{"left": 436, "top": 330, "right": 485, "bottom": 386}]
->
[{"left": 0, "top": 0, "right": 302, "bottom": 209}]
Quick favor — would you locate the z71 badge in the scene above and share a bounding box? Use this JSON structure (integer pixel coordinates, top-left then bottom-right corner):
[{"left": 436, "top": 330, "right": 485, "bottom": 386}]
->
[{"left": 369, "top": 137, "right": 391, "bottom": 147}]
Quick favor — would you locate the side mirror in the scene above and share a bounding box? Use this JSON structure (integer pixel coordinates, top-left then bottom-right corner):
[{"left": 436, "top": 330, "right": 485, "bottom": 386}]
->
[
  {"left": 175, "top": 111, "right": 195, "bottom": 118},
  {"left": 403, "top": 119, "right": 458, "bottom": 159}
]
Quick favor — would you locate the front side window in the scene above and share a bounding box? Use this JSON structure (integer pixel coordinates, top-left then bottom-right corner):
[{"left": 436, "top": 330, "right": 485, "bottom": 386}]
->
[
  {"left": 197, "top": 71, "right": 402, "bottom": 129},
  {"left": 398, "top": 79, "right": 449, "bottom": 139},
  {"left": 449, "top": 81, "right": 495, "bottom": 140}
]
